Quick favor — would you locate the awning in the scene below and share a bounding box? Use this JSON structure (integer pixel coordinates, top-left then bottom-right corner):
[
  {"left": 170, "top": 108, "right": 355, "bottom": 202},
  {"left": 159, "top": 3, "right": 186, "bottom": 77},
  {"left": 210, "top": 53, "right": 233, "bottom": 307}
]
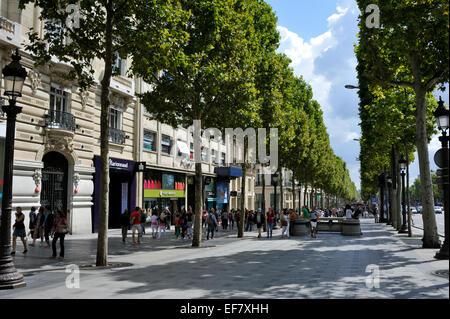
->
[
  {"left": 177, "top": 140, "right": 190, "bottom": 155},
  {"left": 214, "top": 167, "right": 242, "bottom": 179}
]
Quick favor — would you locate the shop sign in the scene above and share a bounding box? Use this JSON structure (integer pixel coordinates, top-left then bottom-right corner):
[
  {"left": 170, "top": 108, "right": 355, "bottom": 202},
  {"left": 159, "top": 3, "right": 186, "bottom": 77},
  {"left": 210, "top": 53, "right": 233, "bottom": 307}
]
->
[
  {"left": 144, "top": 189, "right": 185, "bottom": 198},
  {"left": 109, "top": 158, "right": 129, "bottom": 170}
]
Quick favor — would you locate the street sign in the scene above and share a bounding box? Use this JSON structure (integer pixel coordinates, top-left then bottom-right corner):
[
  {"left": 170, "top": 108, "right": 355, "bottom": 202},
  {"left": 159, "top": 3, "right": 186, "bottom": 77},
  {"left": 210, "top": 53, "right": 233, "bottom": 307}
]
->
[{"left": 434, "top": 148, "right": 449, "bottom": 168}]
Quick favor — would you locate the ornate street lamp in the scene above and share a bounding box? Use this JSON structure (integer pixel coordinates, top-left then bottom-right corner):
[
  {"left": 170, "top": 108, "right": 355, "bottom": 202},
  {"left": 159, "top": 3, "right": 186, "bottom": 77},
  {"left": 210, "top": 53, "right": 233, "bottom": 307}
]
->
[
  {"left": 0, "top": 49, "right": 27, "bottom": 289},
  {"left": 398, "top": 156, "right": 408, "bottom": 234},
  {"left": 434, "top": 97, "right": 449, "bottom": 260},
  {"left": 272, "top": 173, "right": 279, "bottom": 222}
]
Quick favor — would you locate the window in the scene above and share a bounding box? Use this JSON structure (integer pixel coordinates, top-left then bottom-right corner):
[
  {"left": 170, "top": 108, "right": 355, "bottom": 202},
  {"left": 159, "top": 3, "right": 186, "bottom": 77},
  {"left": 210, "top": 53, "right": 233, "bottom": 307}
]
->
[
  {"left": 109, "top": 106, "right": 122, "bottom": 129},
  {"left": 49, "top": 86, "right": 69, "bottom": 112},
  {"left": 221, "top": 152, "right": 226, "bottom": 166},
  {"left": 113, "top": 51, "right": 126, "bottom": 76},
  {"left": 190, "top": 142, "right": 194, "bottom": 159},
  {"left": 143, "top": 130, "right": 156, "bottom": 151},
  {"left": 211, "top": 149, "right": 216, "bottom": 164},
  {"left": 161, "top": 135, "right": 172, "bottom": 154},
  {"left": 201, "top": 147, "right": 208, "bottom": 162}
]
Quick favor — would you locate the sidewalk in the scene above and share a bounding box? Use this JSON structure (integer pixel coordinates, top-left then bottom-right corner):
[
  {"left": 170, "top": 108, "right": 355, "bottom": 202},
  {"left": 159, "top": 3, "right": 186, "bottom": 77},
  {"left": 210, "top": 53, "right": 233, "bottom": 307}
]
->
[{"left": 0, "top": 220, "right": 448, "bottom": 299}]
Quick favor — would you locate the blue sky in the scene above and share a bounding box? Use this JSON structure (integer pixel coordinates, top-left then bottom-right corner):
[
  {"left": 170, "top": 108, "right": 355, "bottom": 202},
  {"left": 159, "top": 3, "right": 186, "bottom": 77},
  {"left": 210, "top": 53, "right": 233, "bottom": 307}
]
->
[{"left": 266, "top": 0, "right": 449, "bottom": 189}]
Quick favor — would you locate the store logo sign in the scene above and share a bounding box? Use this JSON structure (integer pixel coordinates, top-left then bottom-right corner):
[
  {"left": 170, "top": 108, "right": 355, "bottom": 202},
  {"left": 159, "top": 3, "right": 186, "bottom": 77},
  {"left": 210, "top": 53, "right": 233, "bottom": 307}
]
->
[{"left": 109, "top": 159, "right": 129, "bottom": 169}]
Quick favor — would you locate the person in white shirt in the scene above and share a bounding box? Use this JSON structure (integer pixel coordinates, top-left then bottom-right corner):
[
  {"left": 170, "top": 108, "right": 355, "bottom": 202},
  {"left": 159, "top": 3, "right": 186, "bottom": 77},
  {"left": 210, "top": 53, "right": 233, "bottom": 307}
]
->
[
  {"left": 281, "top": 211, "right": 289, "bottom": 238},
  {"left": 345, "top": 204, "right": 353, "bottom": 219}
]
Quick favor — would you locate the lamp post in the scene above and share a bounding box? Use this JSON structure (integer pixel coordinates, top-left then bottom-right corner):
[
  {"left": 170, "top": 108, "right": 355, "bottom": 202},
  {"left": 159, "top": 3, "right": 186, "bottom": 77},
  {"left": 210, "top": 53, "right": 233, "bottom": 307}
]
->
[
  {"left": 386, "top": 175, "right": 393, "bottom": 225},
  {"left": 398, "top": 156, "right": 408, "bottom": 234},
  {"left": 434, "top": 97, "right": 449, "bottom": 260},
  {"left": 272, "top": 173, "right": 279, "bottom": 220},
  {"left": 378, "top": 173, "right": 386, "bottom": 223},
  {"left": 0, "top": 49, "right": 27, "bottom": 289}
]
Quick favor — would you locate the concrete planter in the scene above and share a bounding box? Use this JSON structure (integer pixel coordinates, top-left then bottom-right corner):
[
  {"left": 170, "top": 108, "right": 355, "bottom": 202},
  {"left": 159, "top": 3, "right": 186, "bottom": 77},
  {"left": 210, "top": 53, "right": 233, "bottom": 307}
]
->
[
  {"left": 317, "top": 218, "right": 343, "bottom": 232},
  {"left": 292, "top": 218, "right": 310, "bottom": 236},
  {"left": 342, "top": 219, "right": 362, "bottom": 236}
]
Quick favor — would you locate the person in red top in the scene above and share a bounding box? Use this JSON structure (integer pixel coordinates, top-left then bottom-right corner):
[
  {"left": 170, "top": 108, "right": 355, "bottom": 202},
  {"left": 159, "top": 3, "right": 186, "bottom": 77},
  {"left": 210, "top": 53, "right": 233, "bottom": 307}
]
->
[
  {"left": 266, "top": 207, "right": 275, "bottom": 238},
  {"left": 130, "top": 207, "right": 142, "bottom": 244}
]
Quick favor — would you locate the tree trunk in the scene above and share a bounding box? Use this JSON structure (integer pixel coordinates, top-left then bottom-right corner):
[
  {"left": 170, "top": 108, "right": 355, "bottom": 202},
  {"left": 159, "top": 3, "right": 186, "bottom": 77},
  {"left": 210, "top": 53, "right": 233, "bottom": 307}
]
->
[
  {"left": 96, "top": 0, "right": 113, "bottom": 267},
  {"left": 192, "top": 162, "right": 203, "bottom": 247},
  {"left": 414, "top": 87, "right": 440, "bottom": 248},
  {"left": 279, "top": 169, "right": 283, "bottom": 210},
  {"left": 396, "top": 150, "right": 402, "bottom": 230},
  {"left": 238, "top": 163, "right": 247, "bottom": 238},
  {"left": 292, "top": 174, "right": 296, "bottom": 212}
]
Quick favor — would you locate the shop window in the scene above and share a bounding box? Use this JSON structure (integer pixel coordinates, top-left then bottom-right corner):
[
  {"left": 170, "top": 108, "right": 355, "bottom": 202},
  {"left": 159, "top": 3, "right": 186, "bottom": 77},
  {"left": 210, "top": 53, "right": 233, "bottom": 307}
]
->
[
  {"left": 143, "top": 130, "right": 156, "bottom": 151},
  {"left": 161, "top": 135, "right": 172, "bottom": 154}
]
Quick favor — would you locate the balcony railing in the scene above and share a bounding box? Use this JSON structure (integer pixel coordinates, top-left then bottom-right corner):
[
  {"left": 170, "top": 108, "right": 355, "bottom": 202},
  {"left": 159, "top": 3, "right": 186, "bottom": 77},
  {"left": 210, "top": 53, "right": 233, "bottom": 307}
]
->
[
  {"left": 45, "top": 110, "right": 75, "bottom": 132},
  {"left": 109, "top": 127, "right": 126, "bottom": 145}
]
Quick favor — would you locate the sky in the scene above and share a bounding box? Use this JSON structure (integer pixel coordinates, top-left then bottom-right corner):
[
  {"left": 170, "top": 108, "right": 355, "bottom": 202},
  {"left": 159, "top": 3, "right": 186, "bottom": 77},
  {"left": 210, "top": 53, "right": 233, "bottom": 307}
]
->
[{"left": 266, "top": 0, "right": 449, "bottom": 189}]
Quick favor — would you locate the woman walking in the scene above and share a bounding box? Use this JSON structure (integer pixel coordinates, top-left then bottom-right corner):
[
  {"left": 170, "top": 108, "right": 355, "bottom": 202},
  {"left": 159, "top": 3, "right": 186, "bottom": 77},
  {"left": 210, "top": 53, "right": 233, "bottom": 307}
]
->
[
  {"left": 51, "top": 210, "right": 68, "bottom": 259},
  {"left": 150, "top": 210, "right": 159, "bottom": 239},
  {"left": 31, "top": 207, "right": 45, "bottom": 246},
  {"left": 158, "top": 210, "right": 167, "bottom": 239},
  {"left": 255, "top": 209, "right": 265, "bottom": 238},
  {"left": 11, "top": 207, "right": 28, "bottom": 255},
  {"left": 120, "top": 208, "right": 130, "bottom": 242}
]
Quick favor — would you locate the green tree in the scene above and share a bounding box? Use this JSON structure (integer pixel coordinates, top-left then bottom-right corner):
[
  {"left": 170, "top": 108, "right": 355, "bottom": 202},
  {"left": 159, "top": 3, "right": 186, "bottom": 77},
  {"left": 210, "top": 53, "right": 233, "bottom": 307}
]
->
[
  {"left": 133, "top": 0, "right": 258, "bottom": 247},
  {"left": 355, "top": 0, "right": 448, "bottom": 247},
  {"left": 19, "top": 0, "right": 187, "bottom": 265}
]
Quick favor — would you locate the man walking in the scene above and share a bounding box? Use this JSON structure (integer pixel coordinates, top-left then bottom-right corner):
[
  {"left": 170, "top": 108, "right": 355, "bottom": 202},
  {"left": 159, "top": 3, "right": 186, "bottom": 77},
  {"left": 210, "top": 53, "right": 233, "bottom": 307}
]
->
[
  {"left": 206, "top": 208, "right": 218, "bottom": 240},
  {"left": 130, "top": 207, "right": 142, "bottom": 244},
  {"left": 266, "top": 207, "right": 275, "bottom": 238}
]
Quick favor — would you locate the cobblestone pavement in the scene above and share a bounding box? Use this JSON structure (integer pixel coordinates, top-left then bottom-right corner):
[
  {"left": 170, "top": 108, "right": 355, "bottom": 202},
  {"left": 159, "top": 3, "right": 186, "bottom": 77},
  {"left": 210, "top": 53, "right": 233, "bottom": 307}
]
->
[{"left": 0, "top": 220, "right": 448, "bottom": 299}]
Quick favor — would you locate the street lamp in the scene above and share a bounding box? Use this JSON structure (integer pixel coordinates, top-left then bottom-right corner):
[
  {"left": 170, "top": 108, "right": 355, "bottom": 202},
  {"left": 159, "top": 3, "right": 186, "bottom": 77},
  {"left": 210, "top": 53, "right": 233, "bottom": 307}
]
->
[
  {"left": 272, "top": 172, "right": 279, "bottom": 215},
  {"left": 0, "top": 49, "right": 27, "bottom": 289},
  {"left": 378, "top": 173, "right": 387, "bottom": 223},
  {"left": 398, "top": 156, "right": 408, "bottom": 234},
  {"left": 434, "top": 96, "right": 449, "bottom": 260},
  {"left": 386, "top": 175, "right": 393, "bottom": 225}
]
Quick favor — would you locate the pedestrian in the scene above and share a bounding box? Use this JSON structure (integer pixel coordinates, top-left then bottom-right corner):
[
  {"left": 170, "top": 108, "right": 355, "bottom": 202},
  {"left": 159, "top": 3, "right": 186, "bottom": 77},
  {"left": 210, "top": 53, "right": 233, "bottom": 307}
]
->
[
  {"left": 214, "top": 209, "right": 220, "bottom": 232},
  {"left": 206, "top": 208, "right": 218, "bottom": 240},
  {"left": 11, "top": 207, "right": 28, "bottom": 255},
  {"left": 352, "top": 204, "right": 362, "bottom": 219},
  {"left": 222, "top": 210, "right": 228, "bottom": 231},
  {"left": 247, "top": 210, "right": 255, "bottom": 232},
  {"left": 255, "top": 208, "right": 265, "bottom": 238},
  {"left": 202, "top": 210, "right": 207, "bottom": 229},
  {"left": 27, "top": 206, "right": 37, "bottom": 239},
  {"left": 140, "top": 208, "right": 147, "bottom": 235},
  {"left": 166, "top": 207, "right": 172, "bottom": 230},
  {"left": 174, "top": 213, "right": 181, "bottom": 239},
  {"left": 289, "top": 209, "right": 296, "bottom": 236},
  {"left": 51, "top": 210, "right": 68, "bottom": 259},
  {"left": 130, "top": 207, "right": 142, "bottom": 244},
  {"left": 150, "top": 210, "right": 159, "bottom": 239},
  {"left": 309, "top": 209, "right": 319, "bottom": 238},
  {"left": 266, "top": 207, "right": 275, "bottom": 238},
  {"left": 43, "top": 206, "right": 54, "bottom": 248},
  {"left": 280, "top": 211, "right": 289, "bottom": 239},
  {"left": 235, "top": 209, "right": 241, "bottom": 230},
  {"left": 186, "top": 208, "right": 194, "bottom": 239},
  {"left": 345, "top": 204, "right": 353, "bottom": 219},
  {"left": 31, "top": 207, "right": 45, "bottom": 246},
  {"left": 244, "top": 209, "right": 250, "bottom": 231},
  {"left": 120, "top": 208, "right": 130, "bottom": 242},
  {"left": 180, "top": 209, "right": 187, "bottom": 239},
  {"left": 158, "top": 210, "right": 167, "bottom": 239},
  {"left": 228, "top": 210, "right": 234, "bottom": 230}
]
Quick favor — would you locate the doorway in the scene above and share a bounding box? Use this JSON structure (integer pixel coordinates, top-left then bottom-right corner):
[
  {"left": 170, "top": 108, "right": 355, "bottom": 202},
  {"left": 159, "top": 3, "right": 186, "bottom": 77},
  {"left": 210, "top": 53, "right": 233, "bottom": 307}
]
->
[{"left": 41, "top": 151, "right": 68, "bottom": 215}]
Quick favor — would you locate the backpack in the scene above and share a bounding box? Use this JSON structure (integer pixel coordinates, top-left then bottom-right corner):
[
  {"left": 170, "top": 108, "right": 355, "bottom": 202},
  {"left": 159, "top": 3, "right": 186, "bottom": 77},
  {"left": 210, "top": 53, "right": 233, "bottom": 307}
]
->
[{"left": 281, "top": 217, "right": 288, "bottom": 227}]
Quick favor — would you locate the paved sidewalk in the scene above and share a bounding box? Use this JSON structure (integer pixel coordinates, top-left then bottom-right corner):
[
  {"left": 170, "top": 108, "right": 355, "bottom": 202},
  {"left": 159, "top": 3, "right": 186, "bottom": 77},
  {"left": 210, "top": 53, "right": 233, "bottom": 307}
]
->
[{"left": 0, "top": 220, "right": 448, "bottom": 299}]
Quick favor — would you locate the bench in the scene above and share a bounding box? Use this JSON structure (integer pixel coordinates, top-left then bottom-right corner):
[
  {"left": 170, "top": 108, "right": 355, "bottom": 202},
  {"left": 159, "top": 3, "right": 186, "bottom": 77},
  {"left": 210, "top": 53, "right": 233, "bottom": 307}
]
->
[{"left": 291, "top": 217, "right": 362, "bottom": 236}]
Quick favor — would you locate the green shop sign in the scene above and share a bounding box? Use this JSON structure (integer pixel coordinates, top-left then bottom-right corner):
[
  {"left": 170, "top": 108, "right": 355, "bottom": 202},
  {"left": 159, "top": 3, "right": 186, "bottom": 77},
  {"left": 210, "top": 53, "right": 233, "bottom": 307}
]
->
[{"left": 144, "top": 189, "right": 186, "bottom": 198}]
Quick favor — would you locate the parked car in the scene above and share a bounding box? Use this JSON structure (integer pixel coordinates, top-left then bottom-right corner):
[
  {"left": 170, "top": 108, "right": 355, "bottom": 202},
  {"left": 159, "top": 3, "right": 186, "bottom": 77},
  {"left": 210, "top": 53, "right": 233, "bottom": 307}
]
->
[
  {"left": 411, "top": 207, "right": 418, "bottom": 214},
  {"left": 417, "top": 206, "right": 423, "bottom": 213},
  {"left": 434, "top": 206, "right": 443, "bottom": 214}
]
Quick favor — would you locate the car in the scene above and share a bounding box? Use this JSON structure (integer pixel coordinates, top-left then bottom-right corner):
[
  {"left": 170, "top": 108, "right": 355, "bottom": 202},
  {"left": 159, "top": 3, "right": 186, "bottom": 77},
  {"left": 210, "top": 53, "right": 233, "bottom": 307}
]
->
[
  {"left": 417, "top": 206, "right": 423, "bottom": 212},
  {"left": 434, "top": 206, "right": 443, "bottom": 214},
  {"left": 411, "top": 207, "right": 418, "bottom": 214}
]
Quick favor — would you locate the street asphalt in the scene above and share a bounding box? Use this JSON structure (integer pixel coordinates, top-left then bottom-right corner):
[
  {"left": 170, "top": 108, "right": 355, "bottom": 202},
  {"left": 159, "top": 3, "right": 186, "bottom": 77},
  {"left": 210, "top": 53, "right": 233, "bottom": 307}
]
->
[{"left": 0, "top": 219, "right": 448, "bottom": 299}]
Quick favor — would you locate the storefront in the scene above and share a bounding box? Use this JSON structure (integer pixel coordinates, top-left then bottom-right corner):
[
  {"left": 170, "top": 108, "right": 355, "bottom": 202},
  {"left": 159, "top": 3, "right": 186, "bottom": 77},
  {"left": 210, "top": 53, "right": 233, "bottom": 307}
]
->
[
  {"left": 92, "top": 156, "right": 137, "bottom": 232},
  {"left": 205, "top": 176, "right": 216, "bottom": 211},
  {"left": 214, "top": 167, "right": 242, "bottom": 212},
  {"left": 143, "top": 169, "right": 186, "bottom": 222}
]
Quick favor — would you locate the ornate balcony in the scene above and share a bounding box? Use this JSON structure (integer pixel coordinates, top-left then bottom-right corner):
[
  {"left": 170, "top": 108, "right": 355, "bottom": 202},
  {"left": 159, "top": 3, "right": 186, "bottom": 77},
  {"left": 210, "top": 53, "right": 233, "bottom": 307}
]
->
[
  {"left": 109, "top": 127, "right": 126, "bottom": 145},
  {"left": 45, "top": 110, "right": 76, "bottom": 132}
]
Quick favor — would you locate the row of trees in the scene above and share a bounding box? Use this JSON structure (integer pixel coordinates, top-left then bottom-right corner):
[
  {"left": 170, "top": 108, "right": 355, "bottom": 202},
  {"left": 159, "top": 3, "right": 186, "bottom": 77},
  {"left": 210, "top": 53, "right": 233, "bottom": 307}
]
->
[
  {"left": 20, "top": 0, "right": 357, "bottom": 265},
  {"left": 355, "top": 0, "right": 448, "bottom": 248}
]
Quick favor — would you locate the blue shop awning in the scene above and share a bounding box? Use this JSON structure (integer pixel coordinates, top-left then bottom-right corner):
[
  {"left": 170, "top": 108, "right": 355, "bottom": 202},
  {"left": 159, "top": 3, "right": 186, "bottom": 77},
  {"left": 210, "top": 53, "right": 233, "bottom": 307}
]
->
[{"left": 214, "top": 167, "right": 242, "bottom": 179}]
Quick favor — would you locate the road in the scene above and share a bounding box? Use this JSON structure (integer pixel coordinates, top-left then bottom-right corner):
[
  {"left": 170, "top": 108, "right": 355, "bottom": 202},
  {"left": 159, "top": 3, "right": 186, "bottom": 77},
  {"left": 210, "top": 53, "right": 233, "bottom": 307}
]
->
[
  {"left": 412, "top": 213, "right": 445, "bottom": 237},
  {"left": 0, "top": 220, "right": 447, "bottom": 299}
]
